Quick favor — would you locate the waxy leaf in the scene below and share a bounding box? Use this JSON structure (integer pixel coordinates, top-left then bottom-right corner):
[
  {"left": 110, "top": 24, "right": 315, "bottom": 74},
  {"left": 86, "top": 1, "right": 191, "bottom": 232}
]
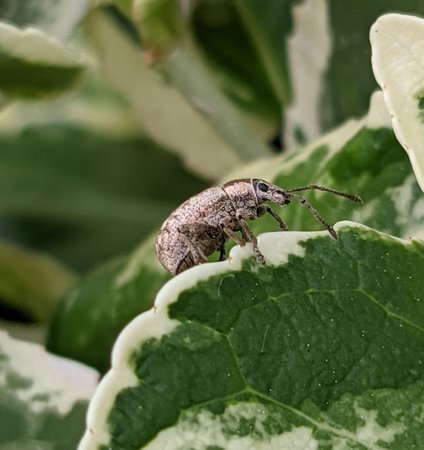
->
[
  {"left": 227, "top": 92, "right": 424, "bottom": 240},
  {"left": 79, "top": 222, "right": 424, "bottom": 449},
  {"left": 0, "top": 0, "right": 89, "bottom": 41},
  {"left": 0, "top": 123, "right": 206, "bottom": 270},
  {"left": 86, "top": 7, "right": 242, "bottom": 180},
  {"left": 0, "top": 241, "right": 75, "bottom": 323},
  {"left": 0, "top": 22, "right": 84, "bottom": 99},
  {"left": 0, "top": 330, "right": 98, "bottom": 449},
  {"left": 371, "top": 13, "right": 424, "bottom": 193},
  {"left": 49, "top": 91, "right": 424, "bottom": 374},
  {"left": 192, "top": 0, "right": 292, "bottom": 127},
  {"left": 285, "top": 1, "right": 424, "bottom": 145}
]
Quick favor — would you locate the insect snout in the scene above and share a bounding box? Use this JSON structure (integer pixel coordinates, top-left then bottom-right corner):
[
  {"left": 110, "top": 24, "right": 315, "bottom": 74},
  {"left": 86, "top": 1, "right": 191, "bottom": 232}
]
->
[{"left": 273, "top": 192, "right": 290, "bottom": 206}]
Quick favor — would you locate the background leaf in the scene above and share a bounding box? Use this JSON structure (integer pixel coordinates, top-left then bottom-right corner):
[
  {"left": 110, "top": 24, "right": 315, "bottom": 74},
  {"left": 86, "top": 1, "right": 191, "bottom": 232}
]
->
[
  {"left": 192, "top": 0, "right": 298, "bottom": 127},
  {"left": 371, "top": 13, "right": 424, "bottom": 193},
  {"left": 134, "top": 0, "right": 283, "bottom": 153},
  {"left": 47, "top": 235, "right": 170, "bottom": 372},
  {"left": 226, "top": 92, "right": 424, "bottom": 240},
  {"left": 0, "top": 330, "right": 98, "bottom": 449},
  {"left": 284, "top": 0, "right": 424, "bottom": 146},
  {"left": 0, "top": 0, "right": 89, "bottom": 41},
  {"left": 321, "top": 0, "right": 424, "bottom": 130},
  {"left": 79, "top": 223, "right": 424, "bottom": 449},
  {"left": 47, "top": 91, "right": 424, "bottom": 374},
  {"left": 0, "top": 241, "right": 75, "bottom": 323},
  {"left": 0, "top": 121, "right": 206, "bottom": 271},
  {"left": 86, "top": 6, "right": 242, "bottom": 179},
  {"left": 0, "top": 23, "right": 84, "bottom": 99}
]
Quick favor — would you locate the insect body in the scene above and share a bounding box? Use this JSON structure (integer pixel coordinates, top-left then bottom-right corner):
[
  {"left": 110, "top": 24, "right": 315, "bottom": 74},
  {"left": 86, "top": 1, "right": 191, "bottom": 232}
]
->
[{"left": 156, "top": 179, "right": 361, "bottom": 275}]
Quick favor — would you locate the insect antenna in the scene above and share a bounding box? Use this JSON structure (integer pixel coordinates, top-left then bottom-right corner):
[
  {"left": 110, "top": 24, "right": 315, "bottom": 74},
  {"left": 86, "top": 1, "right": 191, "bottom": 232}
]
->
[
  {"left": 286, "top": 185, "right": 362, "bottom": 203},
  {"left": 287, "top": 193, "right": 338, "bottom": 239}
]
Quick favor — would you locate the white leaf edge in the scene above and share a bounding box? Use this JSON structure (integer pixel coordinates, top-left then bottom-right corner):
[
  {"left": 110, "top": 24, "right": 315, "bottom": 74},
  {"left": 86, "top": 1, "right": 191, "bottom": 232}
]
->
[
  {"left": 0, "top": 21, "right": 82, "bottom": 68},
  {"left": 371, "top": 13, "right": 424, "bottom": 193},
  {"left": 0, "top": 330, "right": 98, "bottom": 416},
  {"left": 78, "top": 221, "right": 407, "bottom": 450},
  {"left": 222, "top": 90, "right": 390, "bottom": 183}
]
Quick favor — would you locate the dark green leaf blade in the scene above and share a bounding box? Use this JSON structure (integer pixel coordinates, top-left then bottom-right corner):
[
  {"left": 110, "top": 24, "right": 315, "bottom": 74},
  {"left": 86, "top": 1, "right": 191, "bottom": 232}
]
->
[
  {"left": 79, "top": 223, "right": 424, "bottom": 449},
  {"left": 0, "top": 330, "right": 98, "bottom": 450}
]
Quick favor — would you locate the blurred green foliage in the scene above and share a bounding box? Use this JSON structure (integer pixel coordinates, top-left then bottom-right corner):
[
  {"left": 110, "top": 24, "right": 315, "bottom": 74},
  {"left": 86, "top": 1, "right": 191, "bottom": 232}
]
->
[{"left": 1, "top": 1, "right": 424, "bottom": 447}]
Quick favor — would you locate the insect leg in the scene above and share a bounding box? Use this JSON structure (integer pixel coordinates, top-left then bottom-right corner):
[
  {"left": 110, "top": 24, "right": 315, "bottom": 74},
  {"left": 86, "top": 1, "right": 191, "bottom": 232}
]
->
[
  {"left": 288, "top": 193, "right": 337, "bottom": 239},
  {"left": 218, "top": 245, "right": 226, "bottom": 261},
  {"left": 265, "top": 205, "right": 288, "bottom": 230},
  {"left": 178, "top": 225, "right": 209, "bottom": 262},
  {"left": 236, "top": 217, "right": 265, "bottom": 264},
  {"left": 221, "top": 226, "right": 246, "bottom": 247},
  {"left": 240, "top": 227, "right": 250, "bottom": 242}
]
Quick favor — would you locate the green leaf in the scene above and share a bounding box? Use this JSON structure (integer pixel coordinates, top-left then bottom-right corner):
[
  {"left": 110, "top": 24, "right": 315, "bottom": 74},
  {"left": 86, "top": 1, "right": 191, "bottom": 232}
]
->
[
  {"left": 371, "top": 13, "right": 424, "bottom": 193},
  {"left": 79, "top": 223, "right": 424, "bottom": 449},
  {"left": 227, "top": 92, "right": 424, "bottom": 239},
  {"left": 133, "top": 0, "right": 186, "bottom": 52},
  {"left": 0, "top": 241, "right": 75, "bottom": 323},
  {"left": 192, "top": 0, "right": 297, "bottom": 125},
  {"left": 0, "top": 22, "right": 84, "bottom": 99},
  {"left": 285, "top": 0, "right": 424, "bottom": 145},
  {"left": 0, "top": 330, "right": 98, "bottom": 449},
  {"left": 86, "top": 7, "right": 244, "bottom": 179},
  {"left": 47, "top": 235, "right": 170, "bottom": 373},
  {"left": 231, "top": 0, "right": 296, "bottom": 106},
  {"left": 0, "top": 0, "right": 89, "bottom": 40},
  {"left": 0, "top": 123, "right": 206, "bottom": 270},
  {"left": 0, "top": 72, "right": 139, "bottom": 136}
]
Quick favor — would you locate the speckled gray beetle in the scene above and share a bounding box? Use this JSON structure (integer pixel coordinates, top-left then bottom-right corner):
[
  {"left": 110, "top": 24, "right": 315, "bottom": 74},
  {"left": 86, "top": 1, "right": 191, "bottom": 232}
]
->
[{"left": 156, "top": 179, "right": 361, "bottom": 275}]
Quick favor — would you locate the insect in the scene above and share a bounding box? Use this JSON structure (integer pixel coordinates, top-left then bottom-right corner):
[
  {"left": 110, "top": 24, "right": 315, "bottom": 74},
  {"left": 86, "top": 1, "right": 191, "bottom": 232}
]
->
[{"left": 156, "top": 179, "right": 362, "bottom": 275}]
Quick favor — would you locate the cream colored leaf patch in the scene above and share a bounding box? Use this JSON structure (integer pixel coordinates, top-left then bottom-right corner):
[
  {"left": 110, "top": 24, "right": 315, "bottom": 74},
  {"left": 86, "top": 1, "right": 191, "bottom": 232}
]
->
[
  {"left": 371, "top": 13, "right": 424, "bottom": 192},
  {"left": 0, "top": 21, "right": 84, "bottom": 98}
]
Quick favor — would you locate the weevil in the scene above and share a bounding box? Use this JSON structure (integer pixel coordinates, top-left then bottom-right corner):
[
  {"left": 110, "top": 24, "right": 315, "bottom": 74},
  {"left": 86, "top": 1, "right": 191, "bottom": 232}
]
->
[{"left": 156, "top": 179, "right": 362, "bottom": 275}]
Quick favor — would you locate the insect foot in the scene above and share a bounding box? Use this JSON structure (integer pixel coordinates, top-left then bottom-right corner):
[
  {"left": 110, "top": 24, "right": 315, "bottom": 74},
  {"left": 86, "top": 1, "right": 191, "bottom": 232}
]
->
[
  {"left": 155, "top": 179, "right": 361, "bottom": 275},
  {"left": 255, "top": 252, "right": 266, "bottom": 264}
]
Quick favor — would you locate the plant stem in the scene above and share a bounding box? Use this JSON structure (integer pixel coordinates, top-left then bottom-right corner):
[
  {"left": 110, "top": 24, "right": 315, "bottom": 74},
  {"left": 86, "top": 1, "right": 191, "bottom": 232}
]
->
[{"left": 159, "top": 37, "right": 273, "bottom": 161}]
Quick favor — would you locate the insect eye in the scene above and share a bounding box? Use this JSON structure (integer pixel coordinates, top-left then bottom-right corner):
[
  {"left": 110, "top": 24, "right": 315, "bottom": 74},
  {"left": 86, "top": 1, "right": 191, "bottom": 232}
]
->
[{"left": 258, "top": 182, "right": 269, "bottom": 192}]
